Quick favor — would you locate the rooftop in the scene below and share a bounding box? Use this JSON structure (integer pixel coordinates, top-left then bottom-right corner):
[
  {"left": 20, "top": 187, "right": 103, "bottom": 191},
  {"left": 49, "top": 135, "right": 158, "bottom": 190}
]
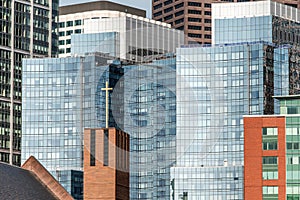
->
[
  {"left": 59, "top": 0, "right": 146, "bottom": 17},
  {"left": 212, "top": 0, "right": 300, "bottom": 23},
  {"left": 0, "top": 162, "right": 57, "bottom": 200}
]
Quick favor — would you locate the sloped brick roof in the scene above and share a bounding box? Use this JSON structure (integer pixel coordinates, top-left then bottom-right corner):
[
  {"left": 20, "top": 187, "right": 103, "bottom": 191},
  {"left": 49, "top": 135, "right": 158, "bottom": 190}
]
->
[{"left": 0, "top": 162, "right": 57, "bottom": 200}]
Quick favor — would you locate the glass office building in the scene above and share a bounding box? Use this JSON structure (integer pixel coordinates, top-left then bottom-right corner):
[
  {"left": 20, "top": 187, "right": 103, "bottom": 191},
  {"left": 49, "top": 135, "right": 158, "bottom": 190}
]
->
[
  {"left": 172, "top": 42, "right": 289, "bottom": 199},
  {"left": 169, "top": 2, "right": 300, "bottom": 199},
  {"left": 117, "top": 57, "right": 177, "bottom": 199},
  {"left": 22, "top": 53, "right": 124, "bottom": 199},
  {"left": 212, "top": 1, "right": 300, "bottom": 46},
  {"left": 0, "top": 0, "right": 58, "bottom": 166},
  {"left": 22, "top": 23, "right": 182, "bottom": 199}
]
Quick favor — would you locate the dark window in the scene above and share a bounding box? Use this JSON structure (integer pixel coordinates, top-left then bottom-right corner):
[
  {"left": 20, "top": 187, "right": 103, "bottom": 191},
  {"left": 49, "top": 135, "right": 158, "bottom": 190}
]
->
[
  {"left": 177, "top": 26, "right": 184, "bottom": 30},
  {"left": 188, "top": 2, "right": 201, "bottom": 7},
  {"left": 204, "top": 27, "right": 211, "bottom": 31},
  {"left": 66, "top": 48, "right": 71, "bottom": 53},
  {"left": 188, "top": 33, "right": 202, "bottom": 38},
  {"left": 164, "top": 7, "right": 173, "bottom": 13},
  {"left": 175, "top": 10, "right": 184, "bottom": 17},
  {"left": 66, "top": 30, "right": 73, "bottom": 36},
  {"left": 59, "top": 31, "right": 65, "bottom": 36},
  {"left": 75, "top": 29, "right": 81, "bottom": 34},
  {"left": 59, "top": 40, "right": 65, "bottom": 45},
  {"left": 175, "top": 18, "right": 184, "bottom": 24},
  {"left": 204, "top": 19, "right": 211, "bottom": 23},
  {"left": 153, "top": 11, "right": 162, "bottom": 18},
  {"left": 66, "top": 21, "right": 73, "bottom": 27},
  {"left": 188, "top": 17, "right": 201, "bottom": 22},
  {"left": 90, "top": 130, "right": 96, "bottom": 166},
  {"left": 59, "top": 22, "right": 65, "bottom": 28},
  {"left": 204, "top": 11, "right": 211, "bottom": 15},
  {"left": 104, "top": 129, "right": 109, "bottom": 166},
  {"left": 164, "top": 14, "right": 173, "bottom": 21},
  {"left": 154, "top": 3, "right": 162, "bottom": 10},
  {"left": 175, "top": 2, "right": 184, "bottom": 9},
  {"left": 188, "top": 25, "right": 201, "bottom": 30},
  {"left": 66, "top": 39, "right": 71, "bottom": 44},
  {"left": 75, "top": 20, "right": 82, "bottom": 26},
  {"left": 164, "top": 0, "right": 173, "bottom": 6},
  {"left": 204, "top": 3, "right": 211, "bottom": 8},
  {"left": 188, "top": 10, "right": 201, "bottom": 15},
  {"left": 204, "top": 34, "right": 211, "bottom": 39}
]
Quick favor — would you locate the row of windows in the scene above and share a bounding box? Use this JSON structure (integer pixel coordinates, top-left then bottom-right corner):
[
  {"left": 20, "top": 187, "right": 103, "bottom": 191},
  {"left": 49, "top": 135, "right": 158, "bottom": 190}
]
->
[
  {"left": 59, "top": 20, "right": 82, "bottom": 28},
  {"left": 153, "top": 1, "right": 211, "bottom": 10},
  {"left": 58, "top": 29, "right": 81, "bottom": 37}
]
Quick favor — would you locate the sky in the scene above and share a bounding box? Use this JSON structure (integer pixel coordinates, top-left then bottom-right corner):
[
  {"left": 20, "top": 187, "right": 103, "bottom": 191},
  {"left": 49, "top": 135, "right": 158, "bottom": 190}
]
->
[{"left": 60, "top": 0, "right": 152, "bottom": 18}]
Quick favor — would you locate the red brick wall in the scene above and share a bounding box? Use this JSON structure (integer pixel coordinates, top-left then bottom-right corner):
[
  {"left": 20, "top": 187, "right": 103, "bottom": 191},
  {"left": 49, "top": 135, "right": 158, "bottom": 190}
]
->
[
  {"left": 84, "top": 128, "right": 129, "bottom": 200},
  {"left": 244, "top": 116, "right": 286, "bottom": 200}
]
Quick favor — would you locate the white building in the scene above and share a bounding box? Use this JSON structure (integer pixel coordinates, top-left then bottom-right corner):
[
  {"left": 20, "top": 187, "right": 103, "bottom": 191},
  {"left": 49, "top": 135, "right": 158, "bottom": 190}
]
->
[{"left": 58, "top": 0, "right": 146, "bottom": 57}]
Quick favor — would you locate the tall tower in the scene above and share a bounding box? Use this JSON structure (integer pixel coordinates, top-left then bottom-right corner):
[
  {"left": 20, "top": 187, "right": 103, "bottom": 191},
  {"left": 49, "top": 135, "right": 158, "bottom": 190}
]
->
[{"left": 0, "top": 0, "right": 58, "bottom": 165}]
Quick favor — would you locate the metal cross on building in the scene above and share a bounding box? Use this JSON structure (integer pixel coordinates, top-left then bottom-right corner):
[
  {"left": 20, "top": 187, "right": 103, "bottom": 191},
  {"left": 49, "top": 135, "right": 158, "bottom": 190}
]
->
[{"left": 101, "top": 81, "right": 113, "bottom": 128}]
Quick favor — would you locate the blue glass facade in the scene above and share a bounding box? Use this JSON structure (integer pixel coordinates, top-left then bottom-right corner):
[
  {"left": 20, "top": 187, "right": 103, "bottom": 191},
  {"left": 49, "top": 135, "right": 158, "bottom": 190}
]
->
[
  {"left": 214, "top": 16, "right": 300, "bottom": 46},
  {"left": 71, "top": 32, "right": 119, "bottom": 57},
  {"left": 111, "top": 57, "right": 176, "bottom": 199},
  {"left": 172, "top": 43, "right": 289, "bottom": 199},
  {"left": 21, "top": 54, "right": 124, "bottom": 199},
  {"left": 215, "top": 16, "right": 273, "bottom": 45}
]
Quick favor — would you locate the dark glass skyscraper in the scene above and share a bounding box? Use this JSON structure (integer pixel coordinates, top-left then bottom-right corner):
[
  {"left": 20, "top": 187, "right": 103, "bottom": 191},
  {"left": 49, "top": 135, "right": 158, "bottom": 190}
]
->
[{"left": 0, "top": 0, "right": 58, "bottom": 165}]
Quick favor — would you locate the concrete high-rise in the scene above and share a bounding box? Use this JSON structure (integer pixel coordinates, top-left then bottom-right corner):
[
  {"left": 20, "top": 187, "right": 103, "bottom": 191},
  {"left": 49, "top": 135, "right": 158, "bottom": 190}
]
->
[
  {"left": 152, "top": 0, "right": 300, "bottom": 44},
  {"left": 0, "top": 0, "right": 58, "bottom": 166},
  {"left": 58, "top": 1, "right": 146, "bottom": 58}
]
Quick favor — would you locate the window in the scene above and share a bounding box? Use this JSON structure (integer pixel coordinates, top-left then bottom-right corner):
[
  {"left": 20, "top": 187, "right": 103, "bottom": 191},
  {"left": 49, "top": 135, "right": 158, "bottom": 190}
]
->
[
  {"left": 188, "top": 33, "right": 201, "bottom": 38},
  {"left": 188, "top": 25, "right": 201, "bottom": 30},
  {"left": 262, "top": 127, "right": 278, "bottom": 150},
  {"left": 75, "top": 29, "right": 81, "bottom": 34},
  {"left": 175, "top": 10, "right": 184, "bottom": 17},
  {"left": 164, "top": 7, "right": 173, "bottom": 13},
  {"left": 204, "top": 11, "right": 211, "bottom": 15},
  {"left": 188, "top": 17, "right": 201, "bottom": 22},
  {"left": 164, "top": 15, "right": 173, "bottom": 21},
  {"left": 66, "top": 30, "right": 73, "bottom": 36},
  {"left": 204, "top": 19, "right": 211, "bottom": 23},
  {"left": 263, "top": 186, "right": 278, "bottom": 200},
  {"left": 175, "top": 18, "right": 184, "bottom": 25},
  {"left": 59, "top": 40, "right": 65, "bottom": 45},
  {"left": 164, "top": 0, "right": 173, "bottom": 6},
  {"left": 175, "top": 2, "right": 184, "bottom": 9},
  {"left": 177, "top": 26, "right": 184, "bottom": 30},
  {"left": 104, "top": 129, "right": 109, "bottom": 166},
  {"left": 262, "top": 156, "right": 278, "bottom": 180},
  {"left": 154, "top": 3, "right": 162, "bottom": 10},
  {"left": 74, "top": 20, "right": 82, "bottom": 26},
  {"left": 204, "top": 27, "right": 211, "bottom": 31},
  {"left": 204, "top": 3, "right": 211, "bottom": 8},
  {"left": 59, "top": 31, "right": 65, "bottom": 37},
  {"left": 90, "top": 130, "right": 95, "bottom": 166},
  {"left": 188, "top": 10, "right": 201, "bottom": 15},
  {"left": 153, "top": 11, "right": 162, "bottom": 18},
  {"left": 204, "top": 34, "right": 212, "bottom": 39},
  {"left": 188, "top": 2, "right": 201, "bottom": 7},
  {"left": 59, "top": 22, "right": 65, "bottom": 28},
  {"left": 66, "top": 21, "right": 73, "bottom": 27},
  {"left": 263, "top": 128, "right": 278, "bottom": 135}
]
